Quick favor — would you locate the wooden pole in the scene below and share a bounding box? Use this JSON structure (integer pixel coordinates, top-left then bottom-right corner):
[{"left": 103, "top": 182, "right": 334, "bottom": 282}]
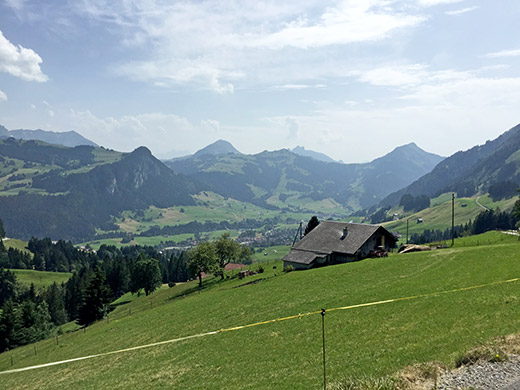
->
[
  {"left": 321, "top": 309, "right": 326, "bottom": 390},
  {"left": 451, "top": 193, "right": 455, "bottom": 247}
]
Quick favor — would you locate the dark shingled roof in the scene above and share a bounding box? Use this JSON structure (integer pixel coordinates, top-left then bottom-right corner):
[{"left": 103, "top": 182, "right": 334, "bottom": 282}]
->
[{"left": 282, "top": 221, "right": 394, "bottom": 265}]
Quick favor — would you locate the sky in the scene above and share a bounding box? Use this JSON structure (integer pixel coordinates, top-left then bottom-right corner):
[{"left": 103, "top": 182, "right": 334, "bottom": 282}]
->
[{"left": 0, "top": 0, "right": 519, "bottom": 162}]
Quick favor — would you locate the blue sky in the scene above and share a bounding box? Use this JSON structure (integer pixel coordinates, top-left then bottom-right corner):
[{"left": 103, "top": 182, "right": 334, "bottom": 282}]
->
[{"left": 0, "top": 0, "right": 519, "bottom": 162}]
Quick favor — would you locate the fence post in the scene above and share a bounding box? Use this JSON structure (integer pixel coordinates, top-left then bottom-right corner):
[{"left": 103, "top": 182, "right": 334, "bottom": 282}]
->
[{"left": 321, "top": 308, "right": 326, "bottom": 390}]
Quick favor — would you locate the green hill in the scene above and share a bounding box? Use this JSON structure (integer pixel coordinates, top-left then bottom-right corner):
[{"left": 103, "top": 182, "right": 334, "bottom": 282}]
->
[
  {"left": 382, "top": 193, "right": 518, "bottom": 240},
  {"left": 3, "top": 234, "right": 520, "bottom": 389}
]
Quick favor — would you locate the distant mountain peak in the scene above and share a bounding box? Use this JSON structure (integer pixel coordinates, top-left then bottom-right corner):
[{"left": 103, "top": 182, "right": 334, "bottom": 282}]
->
[
  {"left": 0, "top": 124, "right": 97, "bottom": 148},
  {"left": 291, "top": 145, "right": 336, "bottom": 163},
  {"left": 130, "top": 146, "right": 153, "bottom": 157},
  {"left": 193, "top": 140, "right": 241, "bottom": 158}
]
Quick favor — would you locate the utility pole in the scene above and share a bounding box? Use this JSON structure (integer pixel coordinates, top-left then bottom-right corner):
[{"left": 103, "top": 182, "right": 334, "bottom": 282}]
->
[
  {"left": 406, "top": 218, "right": 409, "bottom": 244},
  {"left": 292, "top": 222, "right": 303, "bottom": 246},
  {"left": 451, "top": 193, "right": 455, "bottom": 247}
]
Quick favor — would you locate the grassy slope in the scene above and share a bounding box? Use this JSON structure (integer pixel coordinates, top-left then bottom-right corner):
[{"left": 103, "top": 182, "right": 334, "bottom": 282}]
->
[
  {"left": 251, "top": 245, "right": 291, "bottom": 263},
  {"left": 383, "top": 193, "right": 517, "bottom": 238},
  {"left": 3, "top": 238, "right": 32, "bottom": 256},
  {"left": 11, "top": 269, "right": 72, "bottom": 288},
  {"left": 3, "top": 233, "right": 520, "bottom": 389}
]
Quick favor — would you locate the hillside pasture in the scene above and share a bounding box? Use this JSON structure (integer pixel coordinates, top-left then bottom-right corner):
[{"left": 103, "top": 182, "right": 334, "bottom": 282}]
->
[
  {"left": 3, "top": 238, "right": 32, "bottom": 256},
  {"left": 3, "top": 240, "right": 520, "bottom": 388},
  {"left": 11, "top": 269, "right": 72, "bottom": 288},
  {"left": 383, "top": 193, "right": 516, "bottom": 239}
]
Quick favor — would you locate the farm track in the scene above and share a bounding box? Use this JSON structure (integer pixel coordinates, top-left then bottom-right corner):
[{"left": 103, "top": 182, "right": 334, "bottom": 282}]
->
[{"left": 476, "top": 196, "right": 490, "bottom": 211}]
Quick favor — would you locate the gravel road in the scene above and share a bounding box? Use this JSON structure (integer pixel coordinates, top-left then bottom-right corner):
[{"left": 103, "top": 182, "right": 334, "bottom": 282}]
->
[{"left": 436, "top": 355, "right": 520, "bottom": 389}]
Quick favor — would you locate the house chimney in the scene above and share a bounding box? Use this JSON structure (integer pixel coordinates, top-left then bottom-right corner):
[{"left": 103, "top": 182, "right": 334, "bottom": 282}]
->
[{"left": 343, "top": 226, "right": 348, "bottom": 238}]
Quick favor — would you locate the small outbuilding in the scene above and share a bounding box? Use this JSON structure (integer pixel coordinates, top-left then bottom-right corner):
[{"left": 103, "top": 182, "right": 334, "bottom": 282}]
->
[{"left": 283, "top": 221, "right": 397, "bottom": 270}]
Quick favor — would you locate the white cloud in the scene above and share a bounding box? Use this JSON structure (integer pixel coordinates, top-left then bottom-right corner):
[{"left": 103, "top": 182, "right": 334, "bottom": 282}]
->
[
  {"left": 445, "top": 6, "right": 479, "bottom": 16},
  {"left": 351, "top": 64, "right": 472, "bottom": 88},
  {"left": 3, "top": 0, "right": 25, "bottom": 11},
  {"left": 273, "top": 84, "right": 327, "bottom": 90},
  {"left": 484, "top": 48, "right": 520, "bottom": 58},
  {"left": 0, "top": 90, "right": 7, "bottom": 101},
  {"left": 254, "top": 2, "right": 424, "bottom": 49},
  {"left": 75, "top": 1, "right": 426, "bottom": 91},
  {"left": 0, "top": 30, "right": 48, "bottom": 82},
  {"left": 418, "top": 0, "right": 463, "bottom": 6}
]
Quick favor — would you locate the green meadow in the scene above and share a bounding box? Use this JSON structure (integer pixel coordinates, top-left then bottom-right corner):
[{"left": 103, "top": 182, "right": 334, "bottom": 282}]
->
[
  {"left": 10, "top": 269, "right": 72, "bottom": 288},
  {"left": 2, "top": 232, "right": 520, "bottom": 388},
  {"left": 3, "top": 238, "right": 32, "bottom": 256},
  {"left": 383, "top": 193, "right": 518, "bottom": 239}
]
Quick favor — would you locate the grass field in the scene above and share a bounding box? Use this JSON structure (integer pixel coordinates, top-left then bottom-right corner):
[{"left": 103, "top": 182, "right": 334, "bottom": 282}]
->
[
  {"left": 251, "top": 245, "right": 291, "bottom": 263},
  {"left": 383, "top": 193, "right": 517, "bottom": 240},
  {"left": 10, "top": 269, "right": 72, "bottom": 288},
  {"left": 3, "top": 238, "right": 32, "bottom": 256},
  {"left": 3, "top": 233, "right": 520, "bottom": 388}
]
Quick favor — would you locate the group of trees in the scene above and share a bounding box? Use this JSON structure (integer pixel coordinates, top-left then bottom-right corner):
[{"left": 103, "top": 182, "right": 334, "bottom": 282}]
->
[
  {"left": 187, "top": 233, "right": 251, "bottom": 287},
  {"left": 399, "top": 194, "right": 430, "bottom": 212},
  {"left": 0, "top": 250, "right": 167, "bottom": 351},
  {"left": 0, "top": 270, "right": 61, "bottom": 352},
  {"left": 0, "top": 226, "right": 252, "bottom": 351}
]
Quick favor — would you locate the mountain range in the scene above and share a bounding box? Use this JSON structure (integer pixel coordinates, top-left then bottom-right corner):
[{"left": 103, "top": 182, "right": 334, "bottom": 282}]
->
[
  {"left": 3, "top": 121, "right": 520, "bottom": 243},
  {"left": 0, "top": 124, "right": 97, "bottom": 147},
  {"left": 166, "top": 141, "right": 444, "bottom": 211}
]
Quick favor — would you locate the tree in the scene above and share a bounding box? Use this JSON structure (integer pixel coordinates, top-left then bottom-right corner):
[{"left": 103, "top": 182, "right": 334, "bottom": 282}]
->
[
  {"left": 188, "top": 242, "right": 218, "bottom": 288},
  {"left": 0, "top": 300, "right": 21, "bottom": 352},
  {"left": 129, "top": 254, "right": 162, "bottom": 296},
  {"left": 0, "top": 268, "right": 17, "bottom": 306},
  {"left": 45, "top": 282, "right": 67, "bottom": 325},
  {"left": 214, "top": 233, "right": 241, "bottom": 280},
  {"left": 105, "top": 257, "right": 130, "bottom": 298},
  {"left": 304, "top": 216, "right": 320, "bottom": 236},
  {"left": 239, "top": 245, "right": 252, "bottom": 264},
  {"left": 77, "top": 267, "right": 111, "bottom": 326}
]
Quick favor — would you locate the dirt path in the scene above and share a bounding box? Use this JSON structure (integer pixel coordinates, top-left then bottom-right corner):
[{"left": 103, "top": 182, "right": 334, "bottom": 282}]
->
[{"left": 476, "top": 196, "right": 490, "bottom": 211}]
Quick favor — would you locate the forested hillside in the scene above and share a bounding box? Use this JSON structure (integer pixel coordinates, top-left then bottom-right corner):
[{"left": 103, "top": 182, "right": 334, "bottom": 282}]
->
[
  {"left": 0, "top": 141, "right": 202, "bottom": 241},
  {"left": 381, "top": 123, "right": 520, "bottom": 207}
]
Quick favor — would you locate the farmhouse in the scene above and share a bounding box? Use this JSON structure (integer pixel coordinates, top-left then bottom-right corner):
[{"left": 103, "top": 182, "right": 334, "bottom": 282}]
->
[{"left": 283, "top": 221, "right": 397, "bottom": 270}]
